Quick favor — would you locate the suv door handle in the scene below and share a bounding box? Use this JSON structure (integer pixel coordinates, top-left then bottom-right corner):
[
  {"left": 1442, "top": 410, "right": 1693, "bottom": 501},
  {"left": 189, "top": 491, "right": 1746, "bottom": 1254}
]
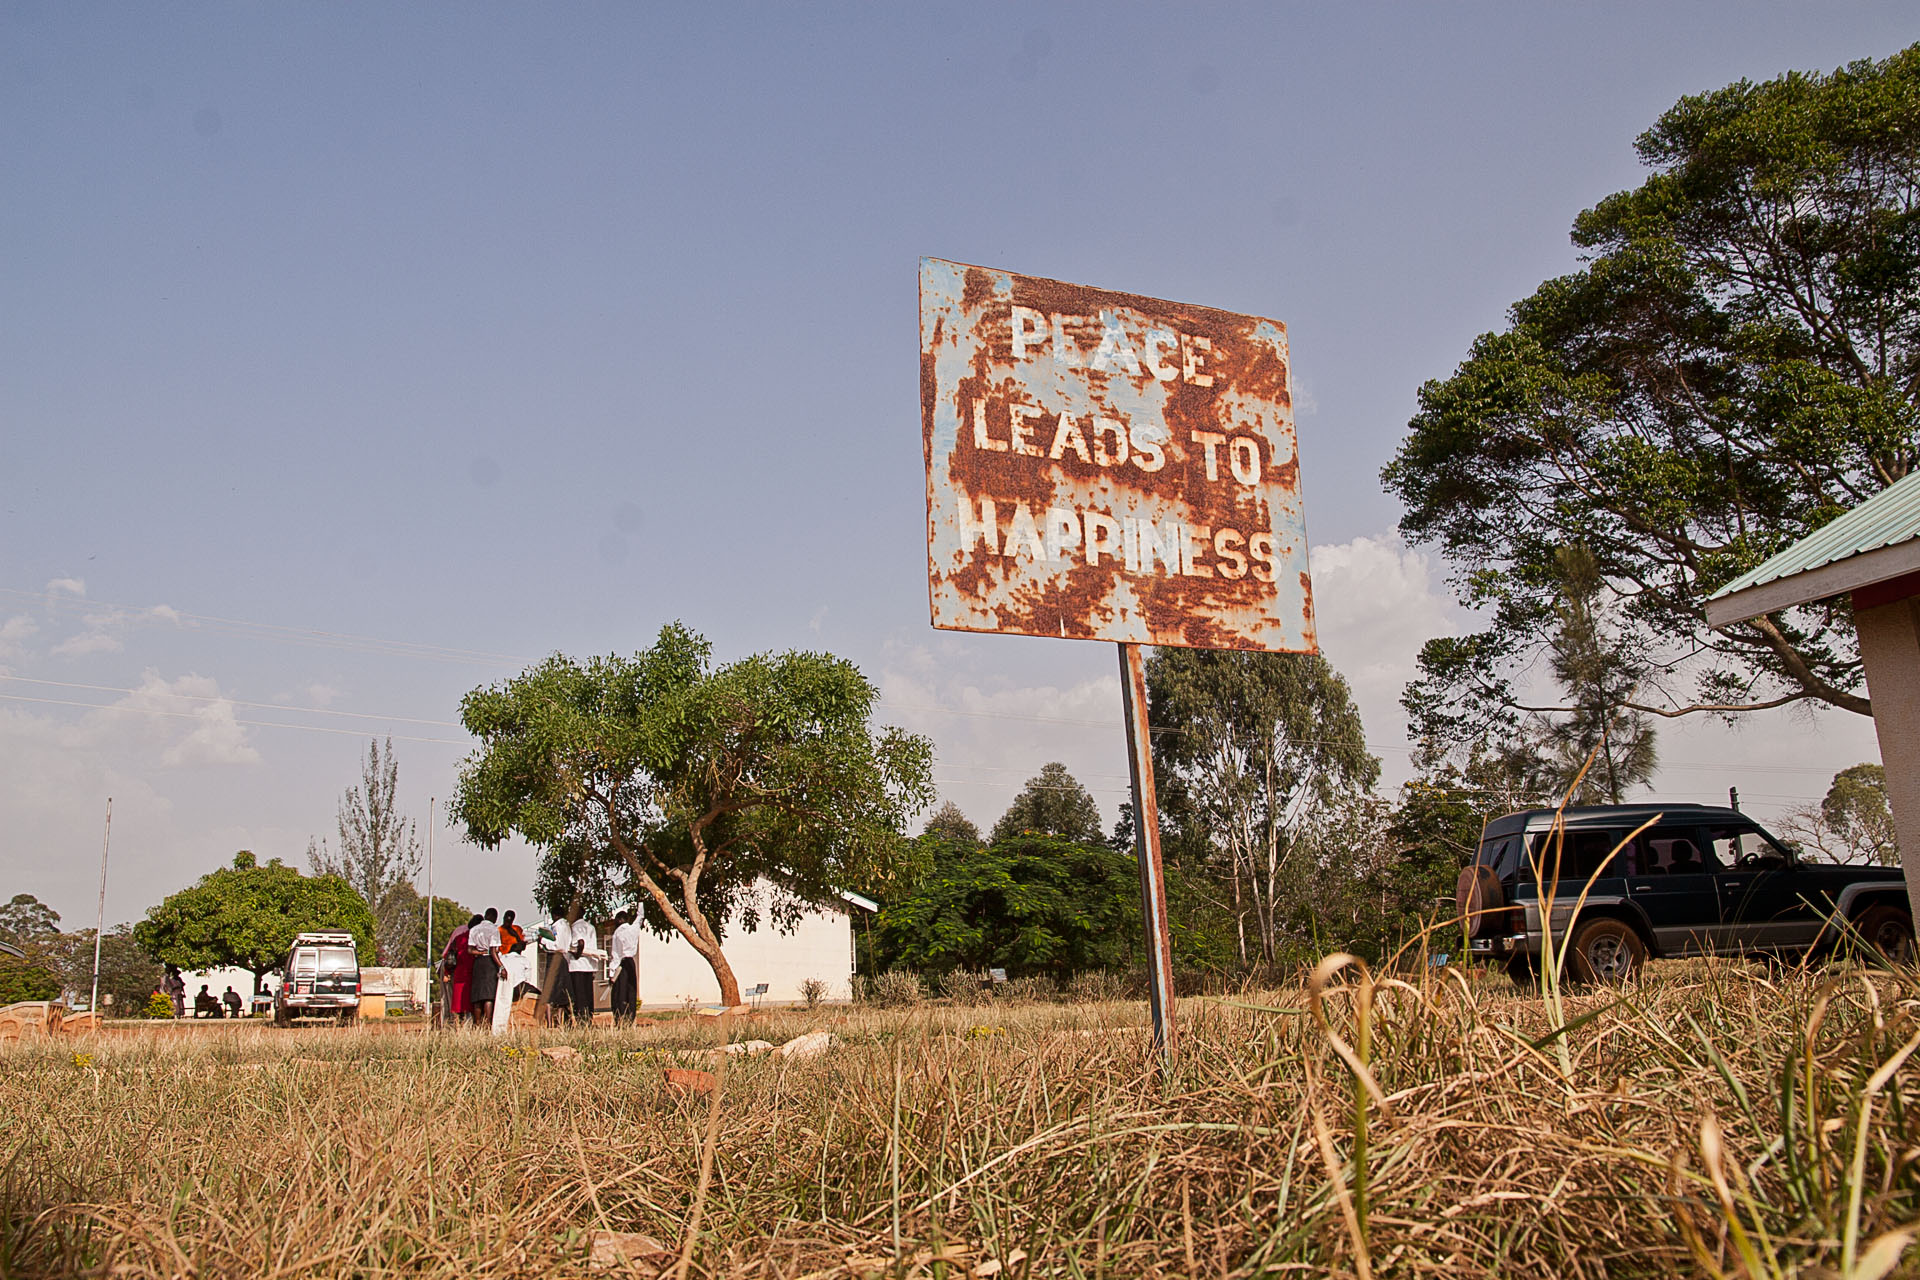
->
[{"left": 1721, "top": 880, "right": 1747, "bottom": 891}]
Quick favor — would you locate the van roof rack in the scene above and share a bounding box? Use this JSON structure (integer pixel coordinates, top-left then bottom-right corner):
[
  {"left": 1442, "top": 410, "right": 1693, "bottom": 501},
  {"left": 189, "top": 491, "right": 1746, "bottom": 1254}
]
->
[{"left": 291, "top": 931, "right": 357, "bottom": 945}]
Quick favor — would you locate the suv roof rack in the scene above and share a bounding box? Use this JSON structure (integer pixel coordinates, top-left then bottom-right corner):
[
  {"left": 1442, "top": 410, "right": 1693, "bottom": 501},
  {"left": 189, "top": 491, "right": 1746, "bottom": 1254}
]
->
[{"left": 291, "top": 931, "right": 357, "bottom": 945}]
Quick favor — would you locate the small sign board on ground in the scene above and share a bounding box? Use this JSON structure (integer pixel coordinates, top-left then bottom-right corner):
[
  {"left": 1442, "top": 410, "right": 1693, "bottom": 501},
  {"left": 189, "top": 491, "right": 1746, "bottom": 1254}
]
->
[{"left": 921, "top": 258, "right": 1315, "bottom": 653}]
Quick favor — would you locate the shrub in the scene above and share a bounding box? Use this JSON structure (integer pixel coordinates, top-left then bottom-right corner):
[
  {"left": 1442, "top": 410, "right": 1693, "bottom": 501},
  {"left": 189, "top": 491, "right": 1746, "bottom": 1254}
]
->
[
  {"left": 865, "top": 970, "right": 924, "bottom": 1008},
  {"left": 798, "top": 977, "right": 829, "bottom": 1009},
  {"left": 938, "top": 969, "right": 991, "bottom": 1006},
  {"left": 999, "top": 974, "right": 1056, "bottom": 1003},
  {"left": 1066, "top": 970, "right": 1131, "bottom": 1003},
  {"left": 144, "top": 991, "right": 175, "bottom": 1019}
]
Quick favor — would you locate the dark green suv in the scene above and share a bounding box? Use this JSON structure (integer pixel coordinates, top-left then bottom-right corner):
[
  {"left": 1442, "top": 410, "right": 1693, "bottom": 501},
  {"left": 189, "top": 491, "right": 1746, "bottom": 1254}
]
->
[{"left": 1457, "top": 804, "right": 1914, "bottom": 983}]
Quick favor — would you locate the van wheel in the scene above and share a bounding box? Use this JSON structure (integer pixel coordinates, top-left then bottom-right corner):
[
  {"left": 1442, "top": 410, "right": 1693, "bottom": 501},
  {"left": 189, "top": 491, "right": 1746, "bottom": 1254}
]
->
[
  {"left": 339, "top": 1010, "right": 357, "bottom": 1026},
  {"left": 1854, "top": 904, "right": 1915, "bottom": 965},
  {"left": 1567, "top": 919, "right": 1647, "bottom": 985}
]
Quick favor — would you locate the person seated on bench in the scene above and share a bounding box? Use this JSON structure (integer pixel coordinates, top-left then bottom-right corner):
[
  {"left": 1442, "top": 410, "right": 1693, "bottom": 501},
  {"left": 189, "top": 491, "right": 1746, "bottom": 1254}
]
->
[
  {"left": 222, "top": 986, "right": 243, "bottom": 1019},
  {"left": 194, "top": 986, "right": 221, "bottom": 1018}
]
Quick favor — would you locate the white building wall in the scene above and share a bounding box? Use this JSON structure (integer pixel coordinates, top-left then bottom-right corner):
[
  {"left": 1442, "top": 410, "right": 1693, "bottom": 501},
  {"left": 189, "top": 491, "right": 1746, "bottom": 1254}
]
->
[{"left": 636, "top": 888, "right": 857, "bottom": 1008}]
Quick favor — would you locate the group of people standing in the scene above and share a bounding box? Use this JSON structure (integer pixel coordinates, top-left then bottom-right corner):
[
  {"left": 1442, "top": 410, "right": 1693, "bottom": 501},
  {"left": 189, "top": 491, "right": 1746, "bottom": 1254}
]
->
[{"left": 438, "top": 904, "right": 643, "bottom": 1030}]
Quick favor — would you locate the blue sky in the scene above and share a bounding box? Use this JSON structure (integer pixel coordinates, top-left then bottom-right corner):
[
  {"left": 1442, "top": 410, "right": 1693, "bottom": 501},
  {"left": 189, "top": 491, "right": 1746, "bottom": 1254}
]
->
[{"left": 2, "top": 4, "right": 1906, "bottom": 927}]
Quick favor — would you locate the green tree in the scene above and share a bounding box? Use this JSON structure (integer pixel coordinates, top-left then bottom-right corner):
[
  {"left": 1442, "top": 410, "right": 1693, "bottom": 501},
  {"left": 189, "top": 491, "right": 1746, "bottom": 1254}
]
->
[
  {"left": 50, "top": 926, "right": 163, "bottom": 1013},
  {"left": 453, "top": 623, "right": 935, "bottom": 1006},
  {"left": 1383, "top": 47, "right": 1920, "bottom": 730},
  {"left": 1146, "top": 649, "right": 1379, "bottom": 965},
  {"left": 1779, "top": 762, "right": 1899, "bottom": 865},
  {"left": 0, "top": 893, "right": 60, "bottom": 945},
  {"left": 307, "top": 737, "right": 424, "bottom": 964},
  {"left": 133, "top": 852, "right": 377, "bottom": 994},
  {"left": 990, "top": 763, "right": 1105, "bottom": 844},
  {"left": 873, "top": 835, "right": 1141, "bottom": 978},
  {"left": 383, "top": 884, "right": 472, "bottom": 967},
  {"left": 0, "top": 894, "right": 64, "bottom": 1004},
  {"left": 0, "top": 956, "right": 60, "bottom": 1003},
  {"left": 922, "top": 801, "right": 982, "bottom": 848}
]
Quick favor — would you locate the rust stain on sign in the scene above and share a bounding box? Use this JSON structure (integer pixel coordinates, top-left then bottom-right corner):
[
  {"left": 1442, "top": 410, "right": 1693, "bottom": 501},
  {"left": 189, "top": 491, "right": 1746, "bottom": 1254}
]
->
[{"left": 921, "top": 258, "right": 1317, "bottom": 652}]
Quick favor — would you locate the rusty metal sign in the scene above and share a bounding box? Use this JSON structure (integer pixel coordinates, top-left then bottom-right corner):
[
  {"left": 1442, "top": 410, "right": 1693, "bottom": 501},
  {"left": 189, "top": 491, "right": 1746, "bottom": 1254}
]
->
[{"left": 921, "top": 258, "right": 1316, "bottom": 652}]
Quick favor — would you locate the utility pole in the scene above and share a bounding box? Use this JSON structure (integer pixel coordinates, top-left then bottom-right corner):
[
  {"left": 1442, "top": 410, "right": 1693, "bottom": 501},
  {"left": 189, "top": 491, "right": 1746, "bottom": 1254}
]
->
[{"left": 90, "top": 797, "right": 112, "bottom": 1018}]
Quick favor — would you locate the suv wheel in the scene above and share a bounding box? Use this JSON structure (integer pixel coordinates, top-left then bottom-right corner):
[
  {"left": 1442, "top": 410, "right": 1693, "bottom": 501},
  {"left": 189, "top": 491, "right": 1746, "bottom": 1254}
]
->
[
  {"left": 1567, "top": 918, "right": 1647, "bottom": 985},
  {"left": 1854, "top": 904, "right": 1915, "bottom": 965}
]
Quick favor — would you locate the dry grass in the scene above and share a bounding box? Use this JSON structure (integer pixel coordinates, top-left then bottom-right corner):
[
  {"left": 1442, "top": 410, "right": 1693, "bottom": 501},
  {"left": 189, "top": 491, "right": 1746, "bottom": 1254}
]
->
[{"left": 2, "top": 956, "right": 1918, "bottom": 1279}]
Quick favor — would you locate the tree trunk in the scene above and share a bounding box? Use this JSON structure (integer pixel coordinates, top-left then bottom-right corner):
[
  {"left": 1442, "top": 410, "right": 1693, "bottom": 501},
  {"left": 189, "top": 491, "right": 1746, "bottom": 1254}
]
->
[{"left": 704, "top": 944, "right": 742, "bottom": 1007}]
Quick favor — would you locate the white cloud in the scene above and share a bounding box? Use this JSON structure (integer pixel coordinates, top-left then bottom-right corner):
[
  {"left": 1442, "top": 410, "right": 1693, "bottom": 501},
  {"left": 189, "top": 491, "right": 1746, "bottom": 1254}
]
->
[
  {"left": 149, "top": 604, "right": 182, "bottom": 624},
  {"left": 877, "top": 636, "right": 1131, "bottom": 837},
  {"left": 1309, "top": 533, "right": 1462, "bottom": 782},
  {"left": 0, "top": 615, "right": 36, "bottom": 662},
  {"left": 45, "top": 577, "right": 85, "bottom": 598},
  {"left": 110, "top": 673, "right": 261, "bottom": 767},
  {"left": 51, "top": 619, "right": 126, "bottom": 658}
]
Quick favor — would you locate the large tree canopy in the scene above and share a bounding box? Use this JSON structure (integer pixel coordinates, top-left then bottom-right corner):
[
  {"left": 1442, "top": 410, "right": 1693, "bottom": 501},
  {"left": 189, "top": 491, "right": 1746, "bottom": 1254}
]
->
[
  {"left": 1384, "top": 47, "right": 1920, "bottom": 742},
  {"left": 873, "top": 835, "right": 1141, "bottom": 979},
  {"left": 133, "top": 852, "right": 376, "bottom": 989},
  {"left": 453, "top": 623, "right": 935, "bottom": 1005}
]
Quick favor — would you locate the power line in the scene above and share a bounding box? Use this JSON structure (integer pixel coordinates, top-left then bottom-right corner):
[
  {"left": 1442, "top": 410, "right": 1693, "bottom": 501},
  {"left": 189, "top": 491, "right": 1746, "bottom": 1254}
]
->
[{"left": 0, "top": 693, "right": 468, "bottom": 746}]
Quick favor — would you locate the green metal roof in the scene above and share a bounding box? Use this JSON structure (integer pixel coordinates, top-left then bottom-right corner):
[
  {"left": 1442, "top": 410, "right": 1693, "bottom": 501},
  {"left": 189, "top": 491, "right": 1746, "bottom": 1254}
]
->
[{"left": 1709, "top": 470, "right": 1920, "bottom": 601}]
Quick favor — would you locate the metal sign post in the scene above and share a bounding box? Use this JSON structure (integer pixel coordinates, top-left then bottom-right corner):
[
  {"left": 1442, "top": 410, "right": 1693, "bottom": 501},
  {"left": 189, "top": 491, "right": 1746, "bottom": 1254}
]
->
[
  {"left": 1118, "top": 644, "right": 1177, "bottom": 1059},
  {"left": 921, "top": 258, "right": 1319, "bottom": 1068}
]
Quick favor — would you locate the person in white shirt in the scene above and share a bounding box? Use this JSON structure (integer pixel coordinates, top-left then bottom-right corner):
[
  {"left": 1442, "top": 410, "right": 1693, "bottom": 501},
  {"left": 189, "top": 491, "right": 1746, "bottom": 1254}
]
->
[
  {"left": 467, "top": 908, "right": 504, "bottom": 1027},
  {"left": 564, "top": 912, "right": 601, "bottom": 1023},
  {"left": 608, "top": 908, "right": 641, "bottom": 1023},
  {"left": 539, "top": 912, "right": 574, "bottom": 1025}
]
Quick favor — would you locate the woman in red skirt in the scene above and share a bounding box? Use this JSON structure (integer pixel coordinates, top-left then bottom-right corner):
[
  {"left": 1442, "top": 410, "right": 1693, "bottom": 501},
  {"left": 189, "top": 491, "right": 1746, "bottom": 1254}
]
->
[{"left": 442, "top": 914, "right": 479, "bottom": 1024}]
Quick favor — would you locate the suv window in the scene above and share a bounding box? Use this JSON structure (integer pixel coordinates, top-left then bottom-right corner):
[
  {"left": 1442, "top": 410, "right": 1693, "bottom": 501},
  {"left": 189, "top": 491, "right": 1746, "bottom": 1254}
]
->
[
  {"left": 1700, "top": 823, "right": 1790, "bottom": 869},
  {"left": 1637, "top": 827, "right": 1719, "bottom": 876},
  {"left": 315, "top": 950, "right": 356, "bottom": 974},
  {"left": 1528, "top": 829, "right": 1630, "bottom": 881},
  {"left": 1476, "top": 834, "right": 1525, "bottom": 879}
]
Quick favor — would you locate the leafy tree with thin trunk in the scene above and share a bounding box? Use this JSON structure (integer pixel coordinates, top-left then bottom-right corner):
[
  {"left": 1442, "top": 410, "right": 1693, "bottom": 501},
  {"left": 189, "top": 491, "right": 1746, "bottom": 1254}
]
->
[
  {"left": 1147, "top": 649, "right": 1379, "bottom": 966},
  {"left": 990, "top": 763, "right": 1104, "bottom": 845},
  {"left": 453, "top": 623, "right": 935, "bottom": 1006},
  {"left": 307, "top": 737, "right": 423, "bottom": 965},
  {"left": 1384, "top": 47, "right": 1920, "bottom": 728},
  {"left": 134, "top": 852, "right": 376, "bottom": 994}
]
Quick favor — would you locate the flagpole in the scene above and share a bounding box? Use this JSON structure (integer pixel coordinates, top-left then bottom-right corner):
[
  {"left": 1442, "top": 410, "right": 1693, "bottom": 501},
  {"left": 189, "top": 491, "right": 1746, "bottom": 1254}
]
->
[
  {"left": 426, "top": 797, "right": 436, "bottom": 1025},
  {"left": 90, "top": 797, "right": 112, "bottom": 1019}
]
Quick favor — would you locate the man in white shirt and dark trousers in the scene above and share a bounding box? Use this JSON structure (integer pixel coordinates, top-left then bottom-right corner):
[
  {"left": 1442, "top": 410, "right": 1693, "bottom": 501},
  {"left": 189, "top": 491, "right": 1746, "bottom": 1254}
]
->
[
  {"left": 608, "top": 909, "right": 640, "bottom": 1023},
  {"left": 564, "top": 911, "right": 601, "bottom": 1023}
]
